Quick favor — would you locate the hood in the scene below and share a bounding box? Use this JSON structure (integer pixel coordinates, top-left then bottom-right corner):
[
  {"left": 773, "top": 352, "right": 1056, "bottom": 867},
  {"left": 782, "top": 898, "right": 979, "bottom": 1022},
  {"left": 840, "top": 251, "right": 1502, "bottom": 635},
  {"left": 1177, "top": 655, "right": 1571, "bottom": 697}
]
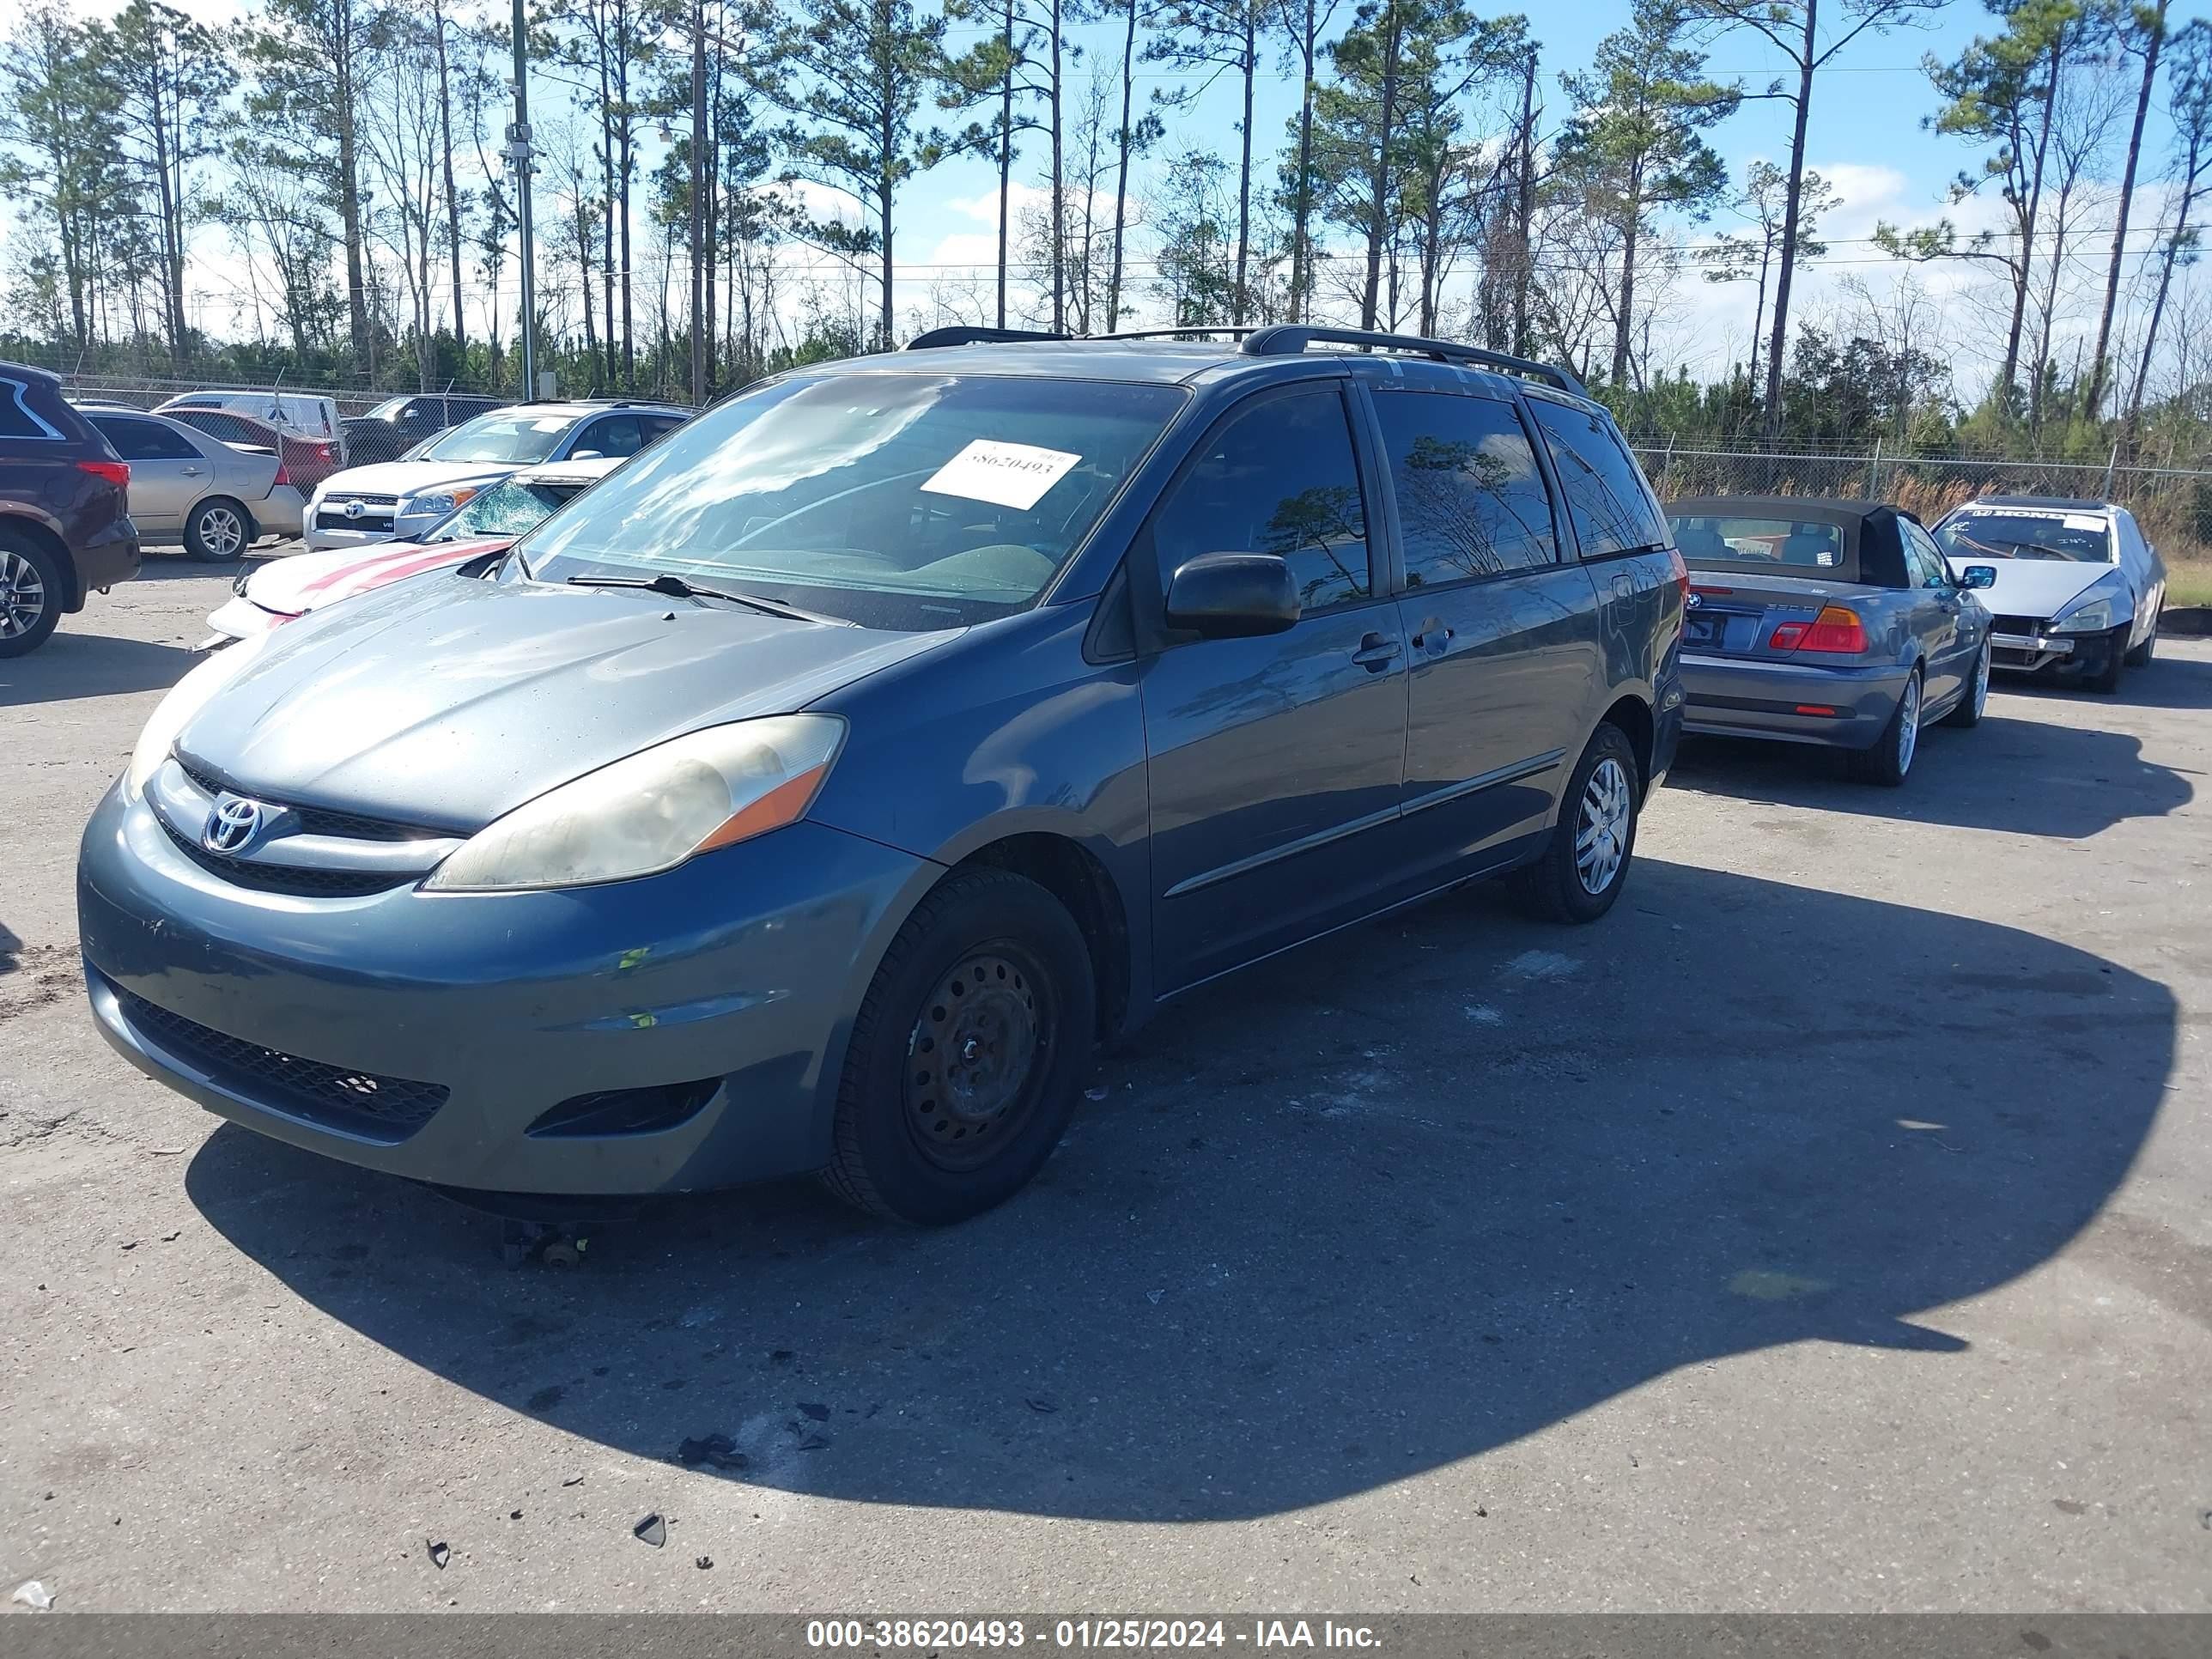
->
[
  {"left": 176, "top": 573, "right": 957, "bottom": 830},
  {"left": 313, "top": 460, "right": 514, "bottom": 502},
  {"left": 245, "top": 538, "right": 507, "bottom": 616},
  {"left": 1947, "top": 556, "right": 2112, "bottom": 620}
]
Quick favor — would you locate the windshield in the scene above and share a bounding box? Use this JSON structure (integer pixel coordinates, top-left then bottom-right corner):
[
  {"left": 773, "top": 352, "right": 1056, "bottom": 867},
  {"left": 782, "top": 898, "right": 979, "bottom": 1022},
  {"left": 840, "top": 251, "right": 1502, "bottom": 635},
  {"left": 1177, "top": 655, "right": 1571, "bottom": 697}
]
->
[
  {"left": 426, "top": 477, "right": 580, "bottom": 544},
  {"left": 511, "top": 373, "right": 1186, "bottom": 629},
  {"left": 1934, "top": 509, "right": 2113, "bottom": 563},
  {"left": 419, "top": 410, "right": 574, "bottom": 465}
]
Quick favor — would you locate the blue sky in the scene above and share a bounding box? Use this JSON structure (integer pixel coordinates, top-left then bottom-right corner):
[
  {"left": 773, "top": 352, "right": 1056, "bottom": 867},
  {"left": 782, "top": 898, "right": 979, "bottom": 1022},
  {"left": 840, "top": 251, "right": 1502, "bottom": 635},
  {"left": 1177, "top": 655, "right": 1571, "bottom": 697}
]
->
[{"left": 40, "top": 0, "right": 2211, "bottom": 398}]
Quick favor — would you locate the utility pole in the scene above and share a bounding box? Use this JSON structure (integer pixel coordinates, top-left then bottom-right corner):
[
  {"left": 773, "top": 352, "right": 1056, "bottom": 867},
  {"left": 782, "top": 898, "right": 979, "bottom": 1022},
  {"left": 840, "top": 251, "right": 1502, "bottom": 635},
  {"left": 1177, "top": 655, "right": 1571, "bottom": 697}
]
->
[
  {"left": 690, "top": 0, "right": 707, "bottom": 406},
  {"left": 509, "top": 0, "right": 538, "bottom": 401}
]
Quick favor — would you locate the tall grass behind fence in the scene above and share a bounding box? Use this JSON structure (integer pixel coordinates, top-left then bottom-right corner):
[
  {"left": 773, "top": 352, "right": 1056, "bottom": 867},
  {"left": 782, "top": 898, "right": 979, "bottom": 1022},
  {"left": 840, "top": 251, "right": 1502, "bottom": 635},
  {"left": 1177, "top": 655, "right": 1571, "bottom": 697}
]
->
[{"left": 1634, "top": 441, "right": 2212, "bottom": 567}]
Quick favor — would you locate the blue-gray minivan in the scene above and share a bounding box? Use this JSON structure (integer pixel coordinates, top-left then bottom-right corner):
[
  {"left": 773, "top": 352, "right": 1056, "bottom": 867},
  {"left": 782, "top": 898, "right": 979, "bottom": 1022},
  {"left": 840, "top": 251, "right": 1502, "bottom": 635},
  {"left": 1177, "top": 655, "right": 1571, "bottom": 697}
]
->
[{"left": 78, "top": 327, "right": 1686, "bottom": 1224}]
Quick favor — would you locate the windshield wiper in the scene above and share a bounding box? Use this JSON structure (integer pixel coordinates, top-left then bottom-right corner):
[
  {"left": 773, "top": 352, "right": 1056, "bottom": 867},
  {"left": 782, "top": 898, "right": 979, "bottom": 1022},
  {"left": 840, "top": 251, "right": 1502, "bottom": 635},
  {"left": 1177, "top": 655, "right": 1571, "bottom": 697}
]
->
[{"left": 565, "top": 570, "right": 854, "bottom": 625}]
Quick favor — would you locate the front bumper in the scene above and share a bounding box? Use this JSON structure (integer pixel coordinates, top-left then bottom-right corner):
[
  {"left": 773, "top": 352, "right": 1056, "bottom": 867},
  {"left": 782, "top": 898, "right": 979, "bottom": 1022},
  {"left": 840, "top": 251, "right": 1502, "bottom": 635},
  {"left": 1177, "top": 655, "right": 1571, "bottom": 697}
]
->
[
  {"left": 1679, "top": 653, "right": 1909, "bottom": 750},
  {"left": 304, "top": 513, "right": 441, "bottom": 553},
  {"left": 78, "top": 782, "right": 939, "bottom": 1194},
  {"left": 1990, "top": 627, "right": 2103, "bottom": 675}
]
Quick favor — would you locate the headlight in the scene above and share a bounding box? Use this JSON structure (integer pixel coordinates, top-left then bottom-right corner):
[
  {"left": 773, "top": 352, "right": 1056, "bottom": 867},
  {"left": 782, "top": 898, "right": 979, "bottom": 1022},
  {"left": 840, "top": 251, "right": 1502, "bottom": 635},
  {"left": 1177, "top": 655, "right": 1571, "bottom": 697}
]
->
[
  {"left": 423, "top": 715, "right": 846, "bottom": 892},
  {"left": 2051, "top": 574, "right": 2129, "bottom": 635},
  {"left": 122, "top": 635, "right": 268, "bottom": 800},
  {"left": 405, "top": 486, "right": 479, "bottom": 517}
]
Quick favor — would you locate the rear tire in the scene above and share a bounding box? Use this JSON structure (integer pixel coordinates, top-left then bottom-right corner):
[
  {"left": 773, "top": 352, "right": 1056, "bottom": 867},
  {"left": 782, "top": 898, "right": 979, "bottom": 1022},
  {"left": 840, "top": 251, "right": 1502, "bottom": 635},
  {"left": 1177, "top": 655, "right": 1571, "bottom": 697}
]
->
[
  {"left": 1850, "top": 667, "right": 1921, "bottom": 787},
  {"left": 1517, "top": 722, "right": 1641, "bottom": 924},
  {"left": 2087, "top": 624, "right": 2128, "bottom": 695},
  {"left": 2124, "top": 606, "right": 2159, "bottom": 668},
  {"left": 1944, "top": 640, "right": 1990, "bottom": 728},
  {"left": 184, "top": 497, "right": 251, "bottom": 562},
  {"left": 0, "top": 532, "right": 64, "bottom": 658},
  {"left": 823, "top": 868, "right": 1095, "bottom": 1225}
]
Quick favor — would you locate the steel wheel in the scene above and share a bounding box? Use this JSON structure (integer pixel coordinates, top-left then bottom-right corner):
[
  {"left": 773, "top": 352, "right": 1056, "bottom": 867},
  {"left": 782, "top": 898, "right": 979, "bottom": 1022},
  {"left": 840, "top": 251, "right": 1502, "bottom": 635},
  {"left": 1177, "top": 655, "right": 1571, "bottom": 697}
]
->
[
  {"left": 0, "top": 548, "right": 46, "bottom": 641},
  {"left": 1574, "top": 757, "right": 1632, "bottom": 896},
  {"left": 903, "top": 947, "right": 1053, "bottom": 1174},
  {"left": 1895, "top": 673, "right": 1920, "bottom": 775}
]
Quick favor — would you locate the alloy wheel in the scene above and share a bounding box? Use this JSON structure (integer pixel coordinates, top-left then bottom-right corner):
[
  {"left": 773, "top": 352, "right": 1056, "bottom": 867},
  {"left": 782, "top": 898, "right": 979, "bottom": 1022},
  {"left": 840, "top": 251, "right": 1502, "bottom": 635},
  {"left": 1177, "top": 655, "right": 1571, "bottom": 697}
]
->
[
  {"left": 0, "top": 550, "right": 46, "bottom": 640},
  {"left": 197, "top": 506, "right": 245, "bottom": 559},
  {"left": 1896, "top": 675, "right": 1921, "bottom": 776}
]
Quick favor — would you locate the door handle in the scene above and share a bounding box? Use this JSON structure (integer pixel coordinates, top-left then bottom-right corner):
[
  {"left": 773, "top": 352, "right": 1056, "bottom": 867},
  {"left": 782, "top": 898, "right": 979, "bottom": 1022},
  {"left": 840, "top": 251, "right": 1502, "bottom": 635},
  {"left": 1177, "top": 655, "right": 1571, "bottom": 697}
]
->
[
  {"left": 1352, "top": 631, "right": 1401, "bottom": 672},
  {"left": 1410, "top": 617, "right": 1453, "bottom": 653},
  {"left": 181, "top": 466, "right": 204, "bottom": 477}
]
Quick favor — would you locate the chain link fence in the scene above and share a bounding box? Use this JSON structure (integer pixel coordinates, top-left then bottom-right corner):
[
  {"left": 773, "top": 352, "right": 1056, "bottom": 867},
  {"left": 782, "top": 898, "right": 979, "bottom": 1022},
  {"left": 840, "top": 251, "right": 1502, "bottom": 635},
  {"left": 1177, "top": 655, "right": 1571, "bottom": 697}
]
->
[{"left": 1631, "top": 441, "right": 2212, "bottom": 565}]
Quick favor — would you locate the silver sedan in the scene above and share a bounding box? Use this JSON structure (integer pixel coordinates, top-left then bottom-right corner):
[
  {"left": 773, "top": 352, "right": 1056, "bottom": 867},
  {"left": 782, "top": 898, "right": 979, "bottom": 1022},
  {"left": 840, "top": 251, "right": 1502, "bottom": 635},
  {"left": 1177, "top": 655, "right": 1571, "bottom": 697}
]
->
[{"left": 75, "top": 405, "right": 307, "bottom": 561}]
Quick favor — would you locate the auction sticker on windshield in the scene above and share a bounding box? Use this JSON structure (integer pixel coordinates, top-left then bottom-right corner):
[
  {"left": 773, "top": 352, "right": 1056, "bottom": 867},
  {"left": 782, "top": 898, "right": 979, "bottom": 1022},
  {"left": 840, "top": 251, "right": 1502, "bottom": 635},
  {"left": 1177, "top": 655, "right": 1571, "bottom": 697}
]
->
[{"left": 922, "top": 439, "right": 1080, "bottom": 511}]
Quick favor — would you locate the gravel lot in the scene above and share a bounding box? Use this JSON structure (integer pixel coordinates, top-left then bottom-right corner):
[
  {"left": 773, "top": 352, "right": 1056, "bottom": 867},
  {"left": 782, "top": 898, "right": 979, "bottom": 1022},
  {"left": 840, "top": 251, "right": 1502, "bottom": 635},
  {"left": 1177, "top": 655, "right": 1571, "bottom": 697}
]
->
[{"left": 3, "top": 551, "right": 2208, "bottom": 1613}]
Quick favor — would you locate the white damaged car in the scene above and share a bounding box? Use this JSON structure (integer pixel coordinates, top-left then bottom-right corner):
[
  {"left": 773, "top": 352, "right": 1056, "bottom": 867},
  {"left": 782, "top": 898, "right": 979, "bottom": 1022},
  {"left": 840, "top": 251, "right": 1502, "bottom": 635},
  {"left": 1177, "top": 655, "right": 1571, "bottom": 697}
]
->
[
  {"left": 304, "top": 399, "right": 686, "bottom": 552},
  {"left": 1932, "top": 496, "right": 2166, "bottom": 695}
]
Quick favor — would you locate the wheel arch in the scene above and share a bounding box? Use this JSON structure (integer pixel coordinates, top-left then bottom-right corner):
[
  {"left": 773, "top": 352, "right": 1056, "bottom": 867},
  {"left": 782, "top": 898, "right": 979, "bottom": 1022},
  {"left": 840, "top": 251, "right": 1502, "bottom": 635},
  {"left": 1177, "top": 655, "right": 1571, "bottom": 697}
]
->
[
  {"left": 0, "top": 510, "right": 80, "bottom": 610},
  {"left": 951, "top": 830, "right": 1133, "bottom": 1043},
  {"left": 1598, "top": 693, "right": 1655, "bottom": 796}
]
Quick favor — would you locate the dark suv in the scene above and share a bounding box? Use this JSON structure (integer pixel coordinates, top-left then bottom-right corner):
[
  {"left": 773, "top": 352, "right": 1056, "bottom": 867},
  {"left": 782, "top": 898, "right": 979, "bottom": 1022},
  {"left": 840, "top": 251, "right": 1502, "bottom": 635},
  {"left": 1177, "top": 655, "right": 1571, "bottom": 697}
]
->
[
  {"left": 1, "top": 361, "right": 140, "bottom": 657},
  {"left": 341, "top": 393, "right": 507, "bottom": 466},
  {"left": 80, "top": 325, "right": 1684, "bottom": 1221}
]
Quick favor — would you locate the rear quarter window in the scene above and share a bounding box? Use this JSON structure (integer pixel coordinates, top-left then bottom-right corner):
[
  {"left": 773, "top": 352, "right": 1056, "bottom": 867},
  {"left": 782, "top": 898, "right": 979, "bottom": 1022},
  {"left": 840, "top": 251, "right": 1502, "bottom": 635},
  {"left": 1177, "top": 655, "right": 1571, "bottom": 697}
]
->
[{"left": 0, "top": 374, "right": 75, "bottom": 444}]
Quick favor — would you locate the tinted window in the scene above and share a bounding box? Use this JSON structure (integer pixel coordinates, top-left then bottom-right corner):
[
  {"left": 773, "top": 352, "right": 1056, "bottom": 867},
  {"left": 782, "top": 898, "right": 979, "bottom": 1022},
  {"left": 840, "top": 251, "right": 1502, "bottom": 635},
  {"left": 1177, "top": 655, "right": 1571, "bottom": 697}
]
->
[
  {"left": 0, "top": 376, "right": 65, "bottom": 441},
  {"left": 576, "top": 415, "right": 644, "bottom": 458},
  {"left": 1668, "top": 514, "right": 1844, "bottom": 571},
  {"left": 1374, "top": 392, "right": 1555, "bottom": 585},
  {"left": 1528, "top": 399, "right": 1666, "bottom": 558},
  {"left": 1152, "top": 387, "right": 1370, "bottom": 613},
  {"left": 515, "top": 374, "right": 1186, "bottom": 629},
  {"left": 91, "top": 416, "right": 199, "bottom": 461}
]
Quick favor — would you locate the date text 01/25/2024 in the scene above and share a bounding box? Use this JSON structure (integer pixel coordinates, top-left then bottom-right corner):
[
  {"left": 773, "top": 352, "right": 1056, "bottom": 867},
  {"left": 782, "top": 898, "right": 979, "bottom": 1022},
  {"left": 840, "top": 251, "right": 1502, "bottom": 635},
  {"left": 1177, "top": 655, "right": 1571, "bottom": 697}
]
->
[{"left": 804, "top": 1620, "right": 1384, "bottom": 1650}]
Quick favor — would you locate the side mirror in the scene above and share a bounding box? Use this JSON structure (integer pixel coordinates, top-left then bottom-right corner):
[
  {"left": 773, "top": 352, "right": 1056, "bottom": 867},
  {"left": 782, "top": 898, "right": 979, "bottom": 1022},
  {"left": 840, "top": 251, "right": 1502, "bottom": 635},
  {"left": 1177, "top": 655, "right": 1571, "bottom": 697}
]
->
[
  {"left": 1165, "top": 551, "right": 1301, "bottom": 638},
  {"left": 570, "top": 448, "right": 605, "bottom": 461},
  {"left": 1958, "top": 564, "right": 1997, "bottom": 591}
]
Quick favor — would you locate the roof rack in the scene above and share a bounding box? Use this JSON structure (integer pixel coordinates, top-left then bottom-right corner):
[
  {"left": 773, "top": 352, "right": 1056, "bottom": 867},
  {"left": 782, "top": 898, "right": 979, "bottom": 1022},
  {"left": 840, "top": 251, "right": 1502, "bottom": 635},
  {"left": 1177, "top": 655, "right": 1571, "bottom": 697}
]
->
[
  {"left": 1240, "top": 325, "right": 1588, "bottom": 398},
  {"left": 907, "top": 326, "right": 1071, "bottom": 349},
  {"left": 1089, "top": 326, "right": 1258, "bottom": 342}
]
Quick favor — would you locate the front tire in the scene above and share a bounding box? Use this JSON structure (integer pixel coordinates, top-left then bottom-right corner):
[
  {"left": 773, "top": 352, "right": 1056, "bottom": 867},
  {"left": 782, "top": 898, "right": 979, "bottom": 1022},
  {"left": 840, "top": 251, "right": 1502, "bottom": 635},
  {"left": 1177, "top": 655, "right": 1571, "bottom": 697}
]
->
[
  {"left": 1850, "top": 667, "right": 1921, "bottom": 787},
  {"left": 2124, "top": 605, "right": 2159, "bottom": 668},
  {"left": 1944, "top": 640, "right": 1990, "bottom": 728},
  {"left": 823, "top": 868, "right": 1095, "bottom": 1224},
  {"left": 1519, "top": 723, "right": 1641, "bottom": 924},
  {"left": 184, "top": 497, "right": 251, "bottom": 562},
  {"left": 0, "top": 532, "right": 64, "bottom": 658},
  {"left": 2087, "top": 623, "right": 2128, "bottom": 695}
]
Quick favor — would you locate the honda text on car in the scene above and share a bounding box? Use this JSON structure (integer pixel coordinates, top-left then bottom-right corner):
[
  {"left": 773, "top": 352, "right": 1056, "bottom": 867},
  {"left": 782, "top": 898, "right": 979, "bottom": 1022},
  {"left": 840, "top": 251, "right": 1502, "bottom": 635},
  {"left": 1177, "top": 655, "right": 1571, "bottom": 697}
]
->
[{"left": 79, "top": 327, "right": 1684, "bottom": 1223}]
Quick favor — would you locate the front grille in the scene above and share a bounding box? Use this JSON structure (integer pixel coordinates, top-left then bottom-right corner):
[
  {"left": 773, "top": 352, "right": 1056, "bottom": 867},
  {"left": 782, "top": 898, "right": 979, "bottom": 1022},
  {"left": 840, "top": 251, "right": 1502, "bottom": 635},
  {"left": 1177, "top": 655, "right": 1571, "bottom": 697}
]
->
[
  {"left": 314, "top": 494, "right": 397, "bottom": 535},
  {"left": 159, "top": 816, "right": 406, "bottom": 897},
  {"left": 115, "top": 985, "right": 447, "bottom": 1141},
  {"left": 175, "top": 759, "right": 438, "bottom": 842},
  {"left": 1992, "top": 615, "right": 2042, "bottom": 637}
]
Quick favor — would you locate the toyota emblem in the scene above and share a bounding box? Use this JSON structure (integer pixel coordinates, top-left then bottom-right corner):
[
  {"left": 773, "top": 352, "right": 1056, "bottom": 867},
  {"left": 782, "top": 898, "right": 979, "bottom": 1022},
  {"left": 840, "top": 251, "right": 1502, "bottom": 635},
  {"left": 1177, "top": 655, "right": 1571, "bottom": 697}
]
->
[
  {"left": 204, "top": 795, "right": 269, "bottom": 855},
  {"left": 343, "top": 499, "right": 366, "bottom": 520}
]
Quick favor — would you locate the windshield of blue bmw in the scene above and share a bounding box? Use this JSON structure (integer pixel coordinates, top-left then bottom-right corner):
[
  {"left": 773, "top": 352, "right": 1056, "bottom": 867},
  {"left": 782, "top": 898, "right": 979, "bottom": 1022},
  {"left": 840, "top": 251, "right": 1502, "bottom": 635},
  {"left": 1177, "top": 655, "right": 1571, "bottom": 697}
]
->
[
  {"left": 507, "top": 374, "right": 1187, "bottom": 630},
  {"left": 1934, "top": 511, "right": 2113, "bottom": 564}
]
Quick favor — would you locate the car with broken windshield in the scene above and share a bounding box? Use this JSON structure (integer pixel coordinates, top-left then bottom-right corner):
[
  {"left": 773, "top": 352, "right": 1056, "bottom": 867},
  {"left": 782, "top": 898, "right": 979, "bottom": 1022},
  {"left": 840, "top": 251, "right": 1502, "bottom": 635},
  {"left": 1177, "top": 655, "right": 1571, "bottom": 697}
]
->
[{"left": 80, "top": 326, "right": 1684, "bottom": 1224}]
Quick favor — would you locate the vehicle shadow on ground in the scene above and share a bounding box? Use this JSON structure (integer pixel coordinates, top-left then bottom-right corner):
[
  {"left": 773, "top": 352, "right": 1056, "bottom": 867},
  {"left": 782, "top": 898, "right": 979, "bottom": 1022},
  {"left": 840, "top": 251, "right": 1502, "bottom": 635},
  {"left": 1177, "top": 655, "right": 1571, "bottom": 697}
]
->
[
  {"left": 121, "top": 556, "right": 250, "bottom": 584},
  {"left": 0, "top": 631, "right": 201, "bottom": 708},
  {"left": 2001, "top": 649, "right": 2212, "bottom": 714},
  {"left": 184, "top": 858, "right": 2175, "bottom": 1522},
  {"left": 1671, "top": 711, "right": 2193, "bottom": 837}
]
